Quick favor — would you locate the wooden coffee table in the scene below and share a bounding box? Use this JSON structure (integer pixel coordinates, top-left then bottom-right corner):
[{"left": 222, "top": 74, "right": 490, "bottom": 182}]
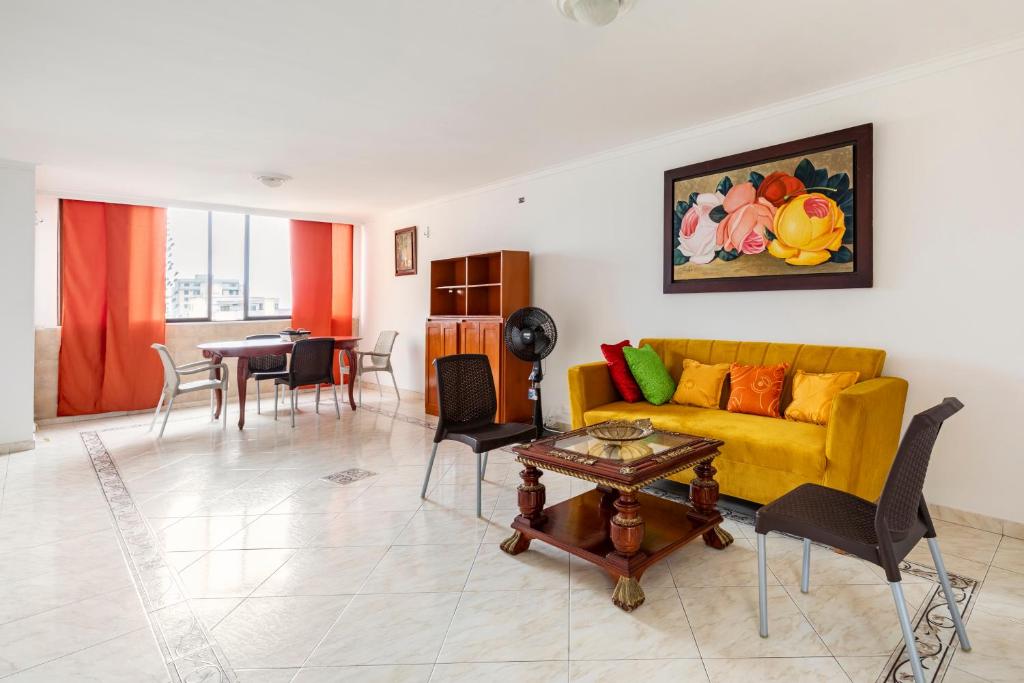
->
[{"left": 501, "top": 423, "right": 732, "bottom": 611}]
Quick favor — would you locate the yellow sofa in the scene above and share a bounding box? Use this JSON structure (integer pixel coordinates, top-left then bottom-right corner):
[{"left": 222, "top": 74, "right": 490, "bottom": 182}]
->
[{"left": 568, "top": 338, "right": 908, "bottom": 505}]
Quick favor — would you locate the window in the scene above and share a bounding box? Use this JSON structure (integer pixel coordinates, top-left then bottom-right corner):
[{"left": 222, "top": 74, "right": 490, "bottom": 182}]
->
[
  {"left": 247, "top": 216, "right": 292, "bottom": 318},
  {"left": 165, "top": 208, "right": 293, "bottom": 322},
  {"left": 165, "top": 209, "right": 210, "bottom": 320}
]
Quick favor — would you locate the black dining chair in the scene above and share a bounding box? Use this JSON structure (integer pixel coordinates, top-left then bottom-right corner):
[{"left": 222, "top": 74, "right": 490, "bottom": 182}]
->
[
  {"left": 274, "top": 337, "right": 340, "bottom": 428},
  {"left": 246, "top": 333, "right": 288, "bottom": 414},
  {"left": 420, "top": 354, "right": 536, "bottom": 517},
  {"left": 755, "top": 398, "right": 970, "bottom": 683}
]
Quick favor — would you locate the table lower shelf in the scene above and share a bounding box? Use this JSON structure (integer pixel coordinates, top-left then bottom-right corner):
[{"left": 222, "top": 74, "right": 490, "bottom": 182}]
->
[{"left": 508, "top": 488, "right": 724, "bottom": 579}]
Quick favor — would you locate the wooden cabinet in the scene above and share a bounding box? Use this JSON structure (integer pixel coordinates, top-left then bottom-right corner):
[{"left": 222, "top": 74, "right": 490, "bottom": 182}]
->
[{"left": 425, "top": 250, "right": 531, "bottom": 423}]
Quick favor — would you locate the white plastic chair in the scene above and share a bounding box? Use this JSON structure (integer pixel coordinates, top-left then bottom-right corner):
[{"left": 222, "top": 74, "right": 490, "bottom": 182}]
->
[
  {"left": 150, "top": 344, "right": 229, "bottom": 437},
  {"left": 350, "top": 330, "right": 400, "bottom": 405}
]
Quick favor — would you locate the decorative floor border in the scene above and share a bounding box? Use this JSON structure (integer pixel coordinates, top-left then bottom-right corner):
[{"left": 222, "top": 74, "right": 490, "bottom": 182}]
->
[{"left": 83, "top": 431, "right": 237, "bottom": 683}]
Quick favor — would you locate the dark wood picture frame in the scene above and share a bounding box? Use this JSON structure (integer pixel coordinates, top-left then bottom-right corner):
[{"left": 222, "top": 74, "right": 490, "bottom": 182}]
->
[
  {"left": 663, "top": 124, "right": 873, "bottom": 294},
  {"left": 394, "top": 226, "right": 417, "bottom": 276}
]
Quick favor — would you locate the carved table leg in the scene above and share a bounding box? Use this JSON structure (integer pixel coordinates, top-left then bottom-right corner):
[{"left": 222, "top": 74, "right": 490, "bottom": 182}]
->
[
  {"left": 500, "top": 465, "right": 546, "bottom": 555},
  {"left": 235, "top": 356, "right": 249, "bottom": 430},
  {"left": 206, "top": 352, "right": 224, "bottom": 419},
  {"left": 344, "top": 347, "right": 358, "bottom": 410},
  {"left": 690, "top": 457, "right": 734, "bottom": 550},
  {"left": 609, "top": 491, "right": 646, "bottom": 611}
]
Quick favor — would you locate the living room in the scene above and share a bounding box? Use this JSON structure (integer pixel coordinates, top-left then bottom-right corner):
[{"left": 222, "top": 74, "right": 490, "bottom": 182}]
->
[{"left": 1, "top": 1, "right": 1022, "bottom": 682}]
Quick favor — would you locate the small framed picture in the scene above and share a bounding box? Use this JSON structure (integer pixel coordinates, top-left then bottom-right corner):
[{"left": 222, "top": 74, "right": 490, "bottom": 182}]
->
[{"left": 395, "top": 226, "right": 417, "bottom": 276}]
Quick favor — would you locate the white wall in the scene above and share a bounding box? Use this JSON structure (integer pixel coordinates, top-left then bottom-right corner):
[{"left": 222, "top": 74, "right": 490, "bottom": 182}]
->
[
  {"left": 361, "top": 49, "right": 1024, "bottom": 524},
  {"left": 0, "top": 160, "right": 37, "bottom": 450}
]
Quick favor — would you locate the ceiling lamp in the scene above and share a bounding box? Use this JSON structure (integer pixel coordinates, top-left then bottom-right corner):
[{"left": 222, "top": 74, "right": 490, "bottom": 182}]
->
[
  {"left": 555, "top": 0, "right": 635, "bottom": 27},
  {"left": 254, "top": 173, "right": 292, "bottom": 188}
]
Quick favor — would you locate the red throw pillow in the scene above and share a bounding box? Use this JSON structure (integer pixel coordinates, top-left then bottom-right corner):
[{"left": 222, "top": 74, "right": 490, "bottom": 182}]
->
[
  {"left": 727, "top": 363, "right": 789, "bottom": 418},
  {"left": 600, "top": 340, "right": 643, "bottom": 403}
]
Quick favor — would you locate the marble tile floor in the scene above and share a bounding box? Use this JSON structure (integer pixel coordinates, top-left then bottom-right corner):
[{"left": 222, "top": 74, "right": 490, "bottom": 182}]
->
[{"left": 0, "top": 392, "right": 1022, "bottom": 682}]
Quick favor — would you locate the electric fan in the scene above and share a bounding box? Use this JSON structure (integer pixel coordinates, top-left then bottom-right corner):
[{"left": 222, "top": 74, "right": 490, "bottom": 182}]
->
[{"left": 504, "top": 307, "right": 558, "bottom": 437}]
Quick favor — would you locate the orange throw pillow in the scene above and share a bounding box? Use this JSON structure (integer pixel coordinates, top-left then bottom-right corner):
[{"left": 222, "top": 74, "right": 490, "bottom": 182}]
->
[
  {"left": 727, "top": 363, "right": 789, "bottom": 418},
  {"left": 784, "top": 370, "right": 860, "bottom": 425}
]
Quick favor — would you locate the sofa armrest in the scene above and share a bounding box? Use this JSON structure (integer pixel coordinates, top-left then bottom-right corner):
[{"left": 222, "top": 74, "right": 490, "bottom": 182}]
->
[
  {"left": 824, "top": 376, "right": 909, "bottom": 501},
  {"left": 568, "top": 361, "right": 619, "bottom": 428}
]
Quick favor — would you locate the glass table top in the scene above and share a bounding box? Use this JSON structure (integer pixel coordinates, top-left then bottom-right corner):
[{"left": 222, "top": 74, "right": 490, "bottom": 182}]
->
[{"left": 545, "top": 429, "right": 701, "bottom": 463}]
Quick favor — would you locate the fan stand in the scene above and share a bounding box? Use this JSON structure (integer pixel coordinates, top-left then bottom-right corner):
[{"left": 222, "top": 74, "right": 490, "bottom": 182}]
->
[{"left": 529, "top": 360, "right": 551, "bottom": 438}]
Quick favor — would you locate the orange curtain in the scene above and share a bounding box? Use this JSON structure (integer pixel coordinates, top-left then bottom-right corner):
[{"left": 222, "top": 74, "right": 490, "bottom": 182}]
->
[
  {"left": 290, "top": 220, "right": 354, "bottom": 382},
  {"left": 58, "top": 200, "right": 167, "bottom": 415}
]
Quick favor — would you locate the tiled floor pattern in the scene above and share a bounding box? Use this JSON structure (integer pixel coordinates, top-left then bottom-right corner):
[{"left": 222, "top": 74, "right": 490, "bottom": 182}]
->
[{"left": 1, "top": 393, "right": 1022, "bottom": 681}]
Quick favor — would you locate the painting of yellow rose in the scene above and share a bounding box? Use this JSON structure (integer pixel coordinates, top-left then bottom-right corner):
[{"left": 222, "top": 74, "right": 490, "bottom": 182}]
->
[{"left": 664, "top": 125, "right": 872, "bottom": 294}]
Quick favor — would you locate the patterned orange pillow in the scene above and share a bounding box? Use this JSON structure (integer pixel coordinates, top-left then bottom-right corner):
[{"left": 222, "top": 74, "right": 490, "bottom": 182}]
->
[{"left": 727, "top": 363, "right": 789, "bottom": 418}]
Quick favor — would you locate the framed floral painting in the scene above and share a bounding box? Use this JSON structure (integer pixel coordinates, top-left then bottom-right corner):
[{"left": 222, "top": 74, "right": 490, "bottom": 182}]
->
[{"left": 663, "top": 124, "right": 872, "bottom": 293}]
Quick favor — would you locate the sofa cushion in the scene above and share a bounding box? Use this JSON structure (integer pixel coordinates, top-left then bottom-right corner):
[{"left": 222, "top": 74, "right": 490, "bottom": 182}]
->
[
  {"left": 622, "top": 344, "right": 675, "bottom": 405},
  {"left": 600, "top": 340, "right": 643, "bottom": 403},
  {"left": 583, "top": 401, "right": 826, "bottom": 479}
]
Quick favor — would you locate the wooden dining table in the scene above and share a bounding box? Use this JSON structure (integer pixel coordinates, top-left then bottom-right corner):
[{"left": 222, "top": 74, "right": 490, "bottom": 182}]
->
[{"left": 198, "top": 335, "right": 361, "bottom": 429}]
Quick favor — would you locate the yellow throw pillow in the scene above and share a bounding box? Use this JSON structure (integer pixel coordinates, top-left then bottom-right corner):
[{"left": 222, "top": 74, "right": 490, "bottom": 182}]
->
[
  {"left": 672, "top": 359, "right": 731, "bottom": 408},
  {"left": 784, "top": 370, "right": 860, "bottom": 425}
]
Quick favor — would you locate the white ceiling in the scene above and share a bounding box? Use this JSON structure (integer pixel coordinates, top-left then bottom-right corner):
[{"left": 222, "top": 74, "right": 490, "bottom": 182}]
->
[{"left": 2, "top": 1, "right": 1022, "bottom": 221}]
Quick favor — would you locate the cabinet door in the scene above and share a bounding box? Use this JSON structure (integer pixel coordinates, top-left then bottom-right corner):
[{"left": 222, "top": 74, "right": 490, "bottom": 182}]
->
[
  {"left": 460, "top": 320, "right": 481, "bottom": 354},
  {"left": 442, "top": 320, "right": 459, "bottom": 356},
  {"left": 425, "top": 321, "right": 445, "bottom": 415},
  {"left": 426, "top": 320, "right": 462, "bottom": 416},
  {"left": 480, "top": 321, "right": 503, "bottom": 413}
]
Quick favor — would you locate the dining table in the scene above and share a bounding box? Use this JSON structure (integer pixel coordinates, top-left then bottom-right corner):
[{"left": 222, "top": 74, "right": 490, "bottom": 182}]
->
[{"left": 198, "top": 335, "right": 361, "bottom": 429}]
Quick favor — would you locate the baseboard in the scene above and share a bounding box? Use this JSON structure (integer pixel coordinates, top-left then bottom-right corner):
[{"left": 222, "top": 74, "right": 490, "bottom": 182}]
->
[
  {"left": 0, "top": 439, "right": 35, "bottom": 454},
  {"left": 929, "top": 501, "right": 1024, "bottom": 541}
]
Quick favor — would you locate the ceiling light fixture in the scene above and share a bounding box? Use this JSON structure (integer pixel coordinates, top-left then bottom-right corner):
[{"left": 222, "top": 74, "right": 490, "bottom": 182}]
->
[
  {"left": 555, "top": 0, "right": 635, "bottom": 27},
  {"left": 254, "top": 173, "right": 292, "bottom": 188}
]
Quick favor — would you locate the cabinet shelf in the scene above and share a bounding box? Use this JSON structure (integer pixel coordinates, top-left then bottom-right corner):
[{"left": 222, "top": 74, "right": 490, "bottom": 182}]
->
[{"left": 434, "top": 283, "right": 500, "bottom": 290}]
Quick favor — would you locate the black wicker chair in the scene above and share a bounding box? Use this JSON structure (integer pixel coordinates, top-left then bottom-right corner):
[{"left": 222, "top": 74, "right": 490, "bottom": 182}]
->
[
  {"left": 420, "top": 354, "right": 536, "bottom": 517},
  {"left": 755, "top": 398, "right": 970, "bottom": 683},
  {"left": 246, "top": 334, "right": 288, "bottom": 415},
  {"left": 274, "top": 337, "right": 339, "bottom": 428}
]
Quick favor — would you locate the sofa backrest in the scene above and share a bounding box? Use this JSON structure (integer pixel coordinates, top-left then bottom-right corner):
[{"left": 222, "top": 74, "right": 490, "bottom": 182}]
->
[{"left": 638, "top": 338, "right": 886, "bottom": 410}]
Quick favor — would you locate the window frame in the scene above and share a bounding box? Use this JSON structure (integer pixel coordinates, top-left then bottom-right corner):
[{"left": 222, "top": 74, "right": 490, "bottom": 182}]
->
[{"left": 166, "top": 209, "right": 292, "bottom": 324}]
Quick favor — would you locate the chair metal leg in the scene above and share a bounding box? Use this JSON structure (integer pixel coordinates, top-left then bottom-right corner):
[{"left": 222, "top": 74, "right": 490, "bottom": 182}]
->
[
  {"left": 475, "top": 451, "right": 483, "bottom": 518},
  {"left": 256, "top": 380, "right": 262, "bottom": 414},
  {"left": 291, "top": 389, "right": 296, "bottom": 428},
  {"left": 801, "top": 538, "right": 811, "bottom": 594},
  {"left": 480, "top": 451, "right": 489, "bottom": 479},
  {"left": 149, "top": 391, "right": 165, "bottom": 432},
  {"left": 390, "top": 370, "right": 400, "bottom": 401},
  {"left": 332, "top": 382, "right": 341, "bottom": 419},
  {"left": 158, "top": 393, "right": 175, "bottom": 438},
  {"left": 757, "top": 532, "right": 769, "bottom": 637},
  {"left": 928, "top": 537, "right": 971, "bottom": 651},
  {"left": 358, "top": 369, "right": 363, "bottom": 406},
  {"left": 420, "top": 442, "right": 439, "bottom": 498},
  {"left": 316, "top": 384, "right": 321, "bottom": 414},
  {"left": 274, "top": 384, "right": 279, "bottom": 421},
  {"left": 891, "top": 581, "right": 926, "bottom": 683}
]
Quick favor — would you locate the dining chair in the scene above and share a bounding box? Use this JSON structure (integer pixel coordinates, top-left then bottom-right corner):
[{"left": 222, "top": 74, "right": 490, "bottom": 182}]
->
[
  {"left": 352, "top": 330, "right": 400, "bottom": 405},
  {"left": 420, "top": 354, "right": 536, "bottom": 517},
  {"left": 274, "top": 337, "right": 340, "bottom": 428},
  {"left": 754, "top": 398, "right": 970, "bottom": 683},
  {"left": 150, "top": 344, "right": 229, "bottom": 438},
  {"left": 245, "top": 333, "right": 288, "bottom": 414}
]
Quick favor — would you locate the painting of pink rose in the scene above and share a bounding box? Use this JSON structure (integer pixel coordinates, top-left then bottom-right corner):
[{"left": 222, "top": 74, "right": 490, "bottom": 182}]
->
[
  {"left": 665, "top": 124, "right": 872, "bottom": 294},
  {"left": 678, "top": 191, "right": 724, "bottom": 264}
]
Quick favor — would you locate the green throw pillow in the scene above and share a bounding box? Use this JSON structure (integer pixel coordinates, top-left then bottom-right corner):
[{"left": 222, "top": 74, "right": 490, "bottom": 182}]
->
[{"left": 622, "top": 344, "right": 675, "bottom": 405}]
